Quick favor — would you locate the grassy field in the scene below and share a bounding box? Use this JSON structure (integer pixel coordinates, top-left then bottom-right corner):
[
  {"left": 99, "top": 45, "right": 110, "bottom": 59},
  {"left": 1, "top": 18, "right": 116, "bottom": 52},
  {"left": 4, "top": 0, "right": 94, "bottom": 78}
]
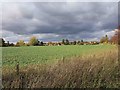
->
[
  {"left": 2, "top": 45, "right": 120, "bottom": 88},
  {"left": 2, "top": 45, "right": 116, "bottom": 67}
]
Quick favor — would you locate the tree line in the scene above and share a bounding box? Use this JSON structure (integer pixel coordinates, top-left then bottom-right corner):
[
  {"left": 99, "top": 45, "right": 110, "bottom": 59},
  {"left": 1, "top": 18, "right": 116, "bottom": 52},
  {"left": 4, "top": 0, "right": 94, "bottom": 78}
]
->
[
  {"left": 0, "top": 30, "right": 120, "bottom": 47},
  {"left": 15, "top": 36, "right": 44, "bottom": 46},
  {"left": 0, "top": 36, "right": 44, "bottom": 47}
]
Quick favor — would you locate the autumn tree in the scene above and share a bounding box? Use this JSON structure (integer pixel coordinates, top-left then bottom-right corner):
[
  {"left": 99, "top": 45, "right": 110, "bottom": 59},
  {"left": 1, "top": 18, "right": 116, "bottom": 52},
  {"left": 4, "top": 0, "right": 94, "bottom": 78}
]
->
[
  {"left": 16, "top": 42, "right": 19, "bottom": 46},
  {"left": 16, "top": 40, "right": 25, "bottom": 46},
  {"left": 25, "top": 43, "right": 30, "bottom": 46},
  {"left": 100, "top": 35, "right": 109, "bottom": 43},
  {"left": 19, "top": 40, "right": 25, "bottom": 46},
  {"left": 29, "top": 36, "right": 39, "bottom": 46},
  {"left": 110, "top": 29, "right": 120, "bottom": 45}
]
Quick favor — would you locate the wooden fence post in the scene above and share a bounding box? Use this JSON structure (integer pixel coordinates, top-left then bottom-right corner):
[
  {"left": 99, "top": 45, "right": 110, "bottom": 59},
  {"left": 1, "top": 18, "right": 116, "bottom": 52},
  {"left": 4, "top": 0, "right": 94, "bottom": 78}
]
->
[{"left": 16, "top": 62, "right": 19, "bottom": 75}]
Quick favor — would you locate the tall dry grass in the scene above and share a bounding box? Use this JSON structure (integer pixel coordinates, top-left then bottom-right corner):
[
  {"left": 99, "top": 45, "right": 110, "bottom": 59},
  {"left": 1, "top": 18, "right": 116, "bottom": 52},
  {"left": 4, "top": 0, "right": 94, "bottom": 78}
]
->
[{"left": 2, "top": 49, "right": 120, "bottom": 88}]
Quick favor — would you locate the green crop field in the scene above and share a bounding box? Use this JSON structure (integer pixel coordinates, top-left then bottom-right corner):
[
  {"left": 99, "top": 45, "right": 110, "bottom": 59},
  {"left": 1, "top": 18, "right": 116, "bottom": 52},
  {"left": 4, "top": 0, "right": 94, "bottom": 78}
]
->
[{"left": 2, "top": 45, "right": 116, "bottom": 67}]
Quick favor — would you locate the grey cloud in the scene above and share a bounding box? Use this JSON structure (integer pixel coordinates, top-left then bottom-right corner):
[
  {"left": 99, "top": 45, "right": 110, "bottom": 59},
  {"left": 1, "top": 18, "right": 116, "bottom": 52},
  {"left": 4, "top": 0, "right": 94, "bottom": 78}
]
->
[{"left": 2, "top": 2, "right": 118, "bottom": 42}]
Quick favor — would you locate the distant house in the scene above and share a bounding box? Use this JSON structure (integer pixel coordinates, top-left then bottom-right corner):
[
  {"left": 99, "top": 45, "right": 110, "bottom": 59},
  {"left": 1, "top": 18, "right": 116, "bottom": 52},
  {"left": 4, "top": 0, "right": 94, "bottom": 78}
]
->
[
  {"left": 47, "top": 42, "right": 62, "bottom": 46},
  {"left": 90, "top": 41, "right": 99, "bottom": 45}
]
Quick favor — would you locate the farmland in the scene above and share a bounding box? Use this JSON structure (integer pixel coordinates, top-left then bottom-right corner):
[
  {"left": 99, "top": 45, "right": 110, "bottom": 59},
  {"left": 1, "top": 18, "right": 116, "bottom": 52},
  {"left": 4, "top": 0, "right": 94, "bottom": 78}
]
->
[
  {"left": 2, "top": 45, "right": 116, "bottom": 67},
  {"left": 2, "top": 45, "right": 120, "bottom": 88}
]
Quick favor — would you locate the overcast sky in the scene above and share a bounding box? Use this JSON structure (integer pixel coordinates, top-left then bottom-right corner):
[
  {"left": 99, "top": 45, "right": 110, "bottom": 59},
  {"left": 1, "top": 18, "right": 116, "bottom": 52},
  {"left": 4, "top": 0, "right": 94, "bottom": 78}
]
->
[{"left": 1, "top": 2, "right": 118, "bottom": 43}]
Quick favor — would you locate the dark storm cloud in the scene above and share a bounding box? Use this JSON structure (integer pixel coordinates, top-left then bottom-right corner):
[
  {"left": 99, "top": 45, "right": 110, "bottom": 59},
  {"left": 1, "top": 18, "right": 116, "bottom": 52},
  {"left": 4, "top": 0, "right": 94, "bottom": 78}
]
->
[{"left": 2, "top": 2, "right": 118, "bottom": 42}]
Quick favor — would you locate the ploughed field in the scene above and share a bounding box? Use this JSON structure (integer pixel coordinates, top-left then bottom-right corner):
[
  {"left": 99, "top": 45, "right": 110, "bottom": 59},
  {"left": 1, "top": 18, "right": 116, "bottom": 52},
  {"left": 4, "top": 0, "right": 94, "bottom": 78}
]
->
[{"left": 2, "top": 45, "right": 116, "bottom": 67}]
